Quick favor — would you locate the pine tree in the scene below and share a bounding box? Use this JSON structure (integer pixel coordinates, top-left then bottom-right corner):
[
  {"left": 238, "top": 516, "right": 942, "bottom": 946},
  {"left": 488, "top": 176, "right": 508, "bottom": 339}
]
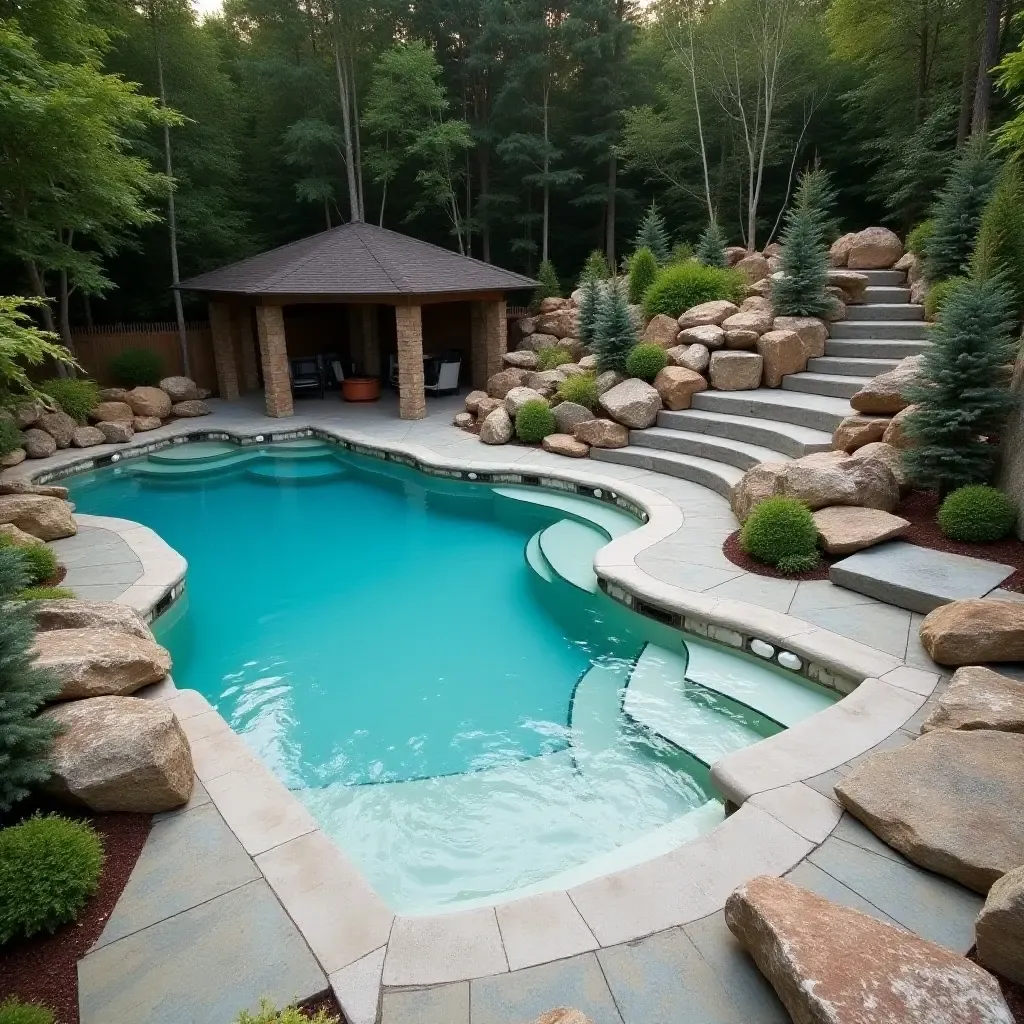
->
[
  {"left": 0, "top": 547, "right": 61, "bottom": 812},
  {"left": 633, "top": 201, "right": 671, "bottom": 264},
  {"left": 534, "top": 260, "right": 561, "bottom": 305},
  {"left": 577, "top": 275, "right": 604, "bottom": 349},
  {"left": 972, "top": 162, "right": 1024, "bottom": 322},
  {"left": 579, "top": 249, "right": 611, "bottom": 284},
  {"left": 695, "top": 221, "right": 728, "bottom": 268},
  {"left": 627, "top": 246, "right": 658, "bottom": 303},
  {"left": 794, "top": 166, "right": 840, "bottom": 242},
  {"left": 594, "top": 281, "right": 638, "bottom": 374},
  {"left": 770, "top": 170, "right": 831, "bottom": 318},
  {"left": 903, "top": 276, "right": 1018, "bottom": 493},
  {"left": 925, "top": 139, "right": 998, "bottom": 283}
]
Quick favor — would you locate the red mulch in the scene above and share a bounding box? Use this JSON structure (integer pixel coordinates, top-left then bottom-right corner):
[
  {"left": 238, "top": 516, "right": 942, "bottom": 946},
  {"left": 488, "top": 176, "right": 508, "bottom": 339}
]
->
[
  {"left": 0, "top": 801, "right": 151, "bottom": 1024},
  {"left": 40, "top": 564, "right": 68, "bottom": 588},
  {"left": 969, "top": 950, "right": 1024, "bottom": 1022},
  {"left": 723, "top": 489, "right": 1024, "bottom": 588},
  {"left": 298, "top": 993, "right": 345, "bottom": 1020}
]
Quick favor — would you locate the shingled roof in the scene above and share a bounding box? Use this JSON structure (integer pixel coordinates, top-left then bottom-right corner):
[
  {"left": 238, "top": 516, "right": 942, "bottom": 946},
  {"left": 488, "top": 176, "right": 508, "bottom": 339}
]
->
[{"left": 177, "top": 222, "right": 537, "bottom": 298}]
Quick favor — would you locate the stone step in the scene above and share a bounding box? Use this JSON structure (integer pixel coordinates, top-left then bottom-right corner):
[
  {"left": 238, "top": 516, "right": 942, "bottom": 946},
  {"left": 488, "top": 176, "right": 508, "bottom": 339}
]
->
[
  {"left": 807, "top": 355, "right": 900, "bottom": 376},
  {"left": 855, "top": 269, "right": 906, "bottom": 286},
  {"left": 629, "top": 426, "right": 793, "bottom": 471},
  {"left": 657, "top": 409, "right": 833, "bottom": 458},
  {"left": 691, "top": 388, "right": 853, "bottom": 432},
  {"left": 845, "top": 303, "right": 924, "bottom": 322},
  {"left": 588, "top": 446, "right": 744, "bottom": 497},
  {"left": 863, "top": 286, "right": 911, "bottom": 304},
  {"left": 824, "top": 338, "right": 931, "bottom": 359},
  {"left": 829, "top": 320, "right": 930, "bottom": 340},
  {"left": 782, "top": 372, "right": 871, "bottom": 400}
]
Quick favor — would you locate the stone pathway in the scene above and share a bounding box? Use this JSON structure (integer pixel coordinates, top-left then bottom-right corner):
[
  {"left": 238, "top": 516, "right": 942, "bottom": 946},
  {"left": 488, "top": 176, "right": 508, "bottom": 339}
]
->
[{"left": 50, "top": 525, "right": 142, "bottom": 601}]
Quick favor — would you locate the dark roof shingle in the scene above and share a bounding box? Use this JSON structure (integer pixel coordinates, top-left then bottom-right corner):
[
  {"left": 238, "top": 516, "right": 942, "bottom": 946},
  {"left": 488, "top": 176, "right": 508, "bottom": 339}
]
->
[{"left": 177, "top": 222, "right": 537, "bottom": 297}]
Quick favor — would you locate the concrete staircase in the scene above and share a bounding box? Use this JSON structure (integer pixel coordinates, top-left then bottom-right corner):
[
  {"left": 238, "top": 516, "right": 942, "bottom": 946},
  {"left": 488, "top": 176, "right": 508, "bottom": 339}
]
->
[{"left": 590, "top": 268, "right": 927, "bottom": 497}]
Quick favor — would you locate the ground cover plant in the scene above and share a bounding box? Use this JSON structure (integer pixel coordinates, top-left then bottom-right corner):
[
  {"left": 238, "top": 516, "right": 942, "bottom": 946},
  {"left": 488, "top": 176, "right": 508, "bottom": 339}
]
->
[
  {"left": 740, "top": 497, "right": 820, "bottom": 573},
  {"left": 556, "top": 372, "right": 598, "bottom": 410}
]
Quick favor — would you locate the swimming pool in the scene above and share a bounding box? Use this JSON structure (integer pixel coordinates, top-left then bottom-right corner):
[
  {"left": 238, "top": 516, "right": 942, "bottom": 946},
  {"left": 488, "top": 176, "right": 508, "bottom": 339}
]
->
[{"left": 66, "top": 438, "right": 834, "bottom": 913}]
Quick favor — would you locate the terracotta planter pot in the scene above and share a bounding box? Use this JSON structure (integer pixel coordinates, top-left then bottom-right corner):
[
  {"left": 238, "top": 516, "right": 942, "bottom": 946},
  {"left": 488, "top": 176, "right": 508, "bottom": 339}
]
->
[{"left": 342, "top": 377, "right": 380, "bottom": 402}]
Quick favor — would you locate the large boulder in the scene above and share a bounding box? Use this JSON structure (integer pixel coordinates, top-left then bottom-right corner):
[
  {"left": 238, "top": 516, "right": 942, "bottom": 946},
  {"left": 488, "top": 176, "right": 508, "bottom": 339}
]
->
[
  {"left": 36, "top": 410, "right": 76, "bottom": 449},
  {"left": 756, "top": 329, "right": 806, "bottom": 387},
  {"left": 125, "top": 386, "right": 172, "bottom": 419},
  {"left": 847, "top": 440, "right": 907, "bottom": 491},
  {"left": 474, "top": 396, "right": 503, "bottom": 421},
  {"left": 882, "top": 404, "right": 918, "bottom": 449},
  {"left": 722, "top": 309, "right": 772, "bottom": 342},
  {"left": 921, "top": 665, "right": 1024, "bottom": 734},
  {"left": 813, "top": 506, "right": 909, "bottom": 554},
  {"left": 518, "top": 332, "right": 560, "bottom": 353},
  {"left": 71, "top": 425, "right": 106, "bottom": 448},
  {"left": 642, "top": 313, "right": 680, "bottom": 348},
  {"left": 486, "top": 368, "right": 530, "bottom": 399},
  {"left": 171, "top": 400, "right": 211, "bottom": 418},
  {"left": 598, "top": 378, "right": 662, "bottom": 429},
  {"left": 835, "top": 728, "right": 1024, "bottom": 893},
  {"left": 133, "top": 416, "right": 162, "bottom": 432},
  {"left": 772, "top": 316, "right": 828, "bottom": 359},
  {"left": 0, "top": 448, "right": 26, "bottom": 468},
  {"left": 574, "top": 418, "right": 628, "bottom": 449},
  {"left": 829, "top": 232, "right": 857, "bottom": 268},
  {"left": 0, "top": 494, "right": 76, "bottom": 540},
  {"left": 542, "top": 433, "right": 589, "bottom": 458},
  {"left": 653, "top": 366, "right": 707, "bottom": 411},
  {"left": 98, "top": 387, "right": 128, "bottom": 402},
  {"left": 505, "top": 386, "right": 546, "bottom": 418},
  {"left": 453, "top": 412, "right": 474, "bottom": 429},
  {"left": 0, "top": 523, "right": 43, "bottom": 548},
  {"left": 464, "top": 390, "right": 488, "bottom": 414},
  {"left": 516, "top": 316, "right": 538, "bottom": 338},
  {"left": 725, "top": 875, "right": 1012, "bottom": 1024},
  {"left": 21, "top": 427, "right": 57, "bottom": 459},
  {"left": 977, "top": 865, "right": 1024, "bottom": 986},
  {"left": 826, "top": 270, "right": 869, "bottom": 304},
  {"left": 32, "top": 599, "right": 152, "bottom": 641},
  {"left": 0, "top": 481, "right": 67, "bottom": 498},
  {"left": 503, "top": 350, "right": 540, "bottom": 371},
  {"left": 41, "top": 696, "right": 193, "bottom": 813},
  {"left": 32, "top": 627, "right": 171, "bottom": 700},
  {"left": 846, "top": 226, "right": 904, "bottom": 269},
  {"left": 708, "top": 351, "right": 763, "bottom": 391},
  {"left": 667, "top": 343, "right": 710, "bottom": 374},
  {"left": 90, "top": 401, "right": 134, "bottom": 424},
  {"left": 832, "top": 415, "right": 890, "bottom": 453},
  {"left": 920, "top": 600, "right": 1024, "bottom": 666},
  {"left": 12, "top": 400, "right": 43, "bottom": 429},
  {"left": 97, "top": 421, "right": 133, "bottom": 443},
  {"left": 734, "top": 252, "right": 770, "bottom": 284},
  {"left": 594, "top": 370, "right": 625, "bottom": 395},
  {"left": 159, "top": 376, "right": 199, "bottom": 403},
  {"left": 725, "top": 245, "right": 747, "bottom": 267},
  {"left": 677, "top": 324, "right": 726, "bottom": 350},
  {"left": 677, "top": 300, "right": 738, "bottom": 329},
  {"left": 525, "top": 369, "right": 568, "bottom": 394},
  {"left": 553, "top": 401, "right": 594, "bottom": 434},
  {"left": 538, "top": 296, "right": 568, "bottom": 313},
  {"left": 741, "top": 295, "right": 774, "bottom": 314},
  {"left": 850, "top": 355, "right": 924, "bottom": 414},
  {"left": 535, "top": 307, "right": 578, "bottom": 340},
  {"left": 480, "top": 406, "right": 513, "bottom": 445}
]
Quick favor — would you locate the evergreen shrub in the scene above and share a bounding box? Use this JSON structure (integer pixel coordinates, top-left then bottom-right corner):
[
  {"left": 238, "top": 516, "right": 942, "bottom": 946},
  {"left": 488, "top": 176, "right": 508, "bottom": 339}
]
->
[
  {"left": 670, "top": 242, "right": 694, "bottom": 264},
  {"left": 771, "top": 168, "right": 832, "bottom": 318},
  {"left": 624, "top": 343, "right": 667, "bottom": 382},
  {"left": 556, "top": 373, "right": 598, "bottom": 411},
  {"left": 534, "top": 261, "right": 561, "bottom": 304},
  {"left": 580, "top": 250, "right": 610, "bottom": 283},
  {"left": 0, "top": 418, "right": 19, "bottom": 457},
  {"left": 937, "top": 485, "right": 1017, "bottom": 542},
  {"left": 740, "top": 497, "right": 820, "bottom": 571},
  {"left": 537, "top": 346, "right": 572, "bottom": 371},
  {"left": 972, "top": 162, "right": 1024, "bottom": 320},
  {"left": 108, "top": 349, "right": 162, "bottom": 388},
  {"left": 627, "top": 247, "right": 658, "bottom": 304},
  {"left": 576, "top": 276, "right": 603, "bottom": 350},
  {"left": 633, "top": 202, "right": 671, "bottom": 264},
  {"left": 38, "top": 378, "right": 100, "bottom": 423},
  {"left": 694, "top": 221, "right": 728, "bottom": 268},
  {"left": 924, "top": 277, "right": 966, "bottom": 321},
  {"left": 515, "top": 400, "right": 556, "bottom": 443},
  {"left": 0, "top": 998, "right": 54, "bottom": 1024},
  {"left": 642, "top": 264, "right": 744, "bottom": 321},
  {"left": 234, "top": 999, "right": 339, "bottom": 1024},
  {"left": 0, "top": 816, "right": 104, "bottom": 944},
  {"left": 906, "top": 219, "right": 935, "bottom": 256},
  {"left": 0, "top": 539, "right": 57, "bottom": 586},
  {"left": 595, "top": 282, "right": 640, "bottom": 373}
]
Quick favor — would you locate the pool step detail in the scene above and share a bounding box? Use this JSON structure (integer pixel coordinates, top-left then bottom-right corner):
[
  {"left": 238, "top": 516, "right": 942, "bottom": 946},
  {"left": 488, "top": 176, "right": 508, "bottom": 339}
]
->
[
  {"left": 536, "top": 520, "right": 606, "bottom": 593},
  {"left": 493, "top": 486, "right": 636, "bottom": 539}
]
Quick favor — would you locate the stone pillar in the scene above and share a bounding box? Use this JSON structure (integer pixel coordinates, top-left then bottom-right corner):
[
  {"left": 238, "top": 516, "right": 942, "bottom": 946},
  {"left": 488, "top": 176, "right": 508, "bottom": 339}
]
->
[
  {"left": 395, "top": 304, "right": 425, "bottom": 420},
  {"left": 471, "top": 299, "right": 507, "bottom": 389},
  {"left": 255, "top": 304, "right": 293, "bottom": 418},
  {"left": 208, "top": 301, "right": 240, "bottom": 400},
  {"left": 237, "top": 308, "right": 260, "bottom": 393}
]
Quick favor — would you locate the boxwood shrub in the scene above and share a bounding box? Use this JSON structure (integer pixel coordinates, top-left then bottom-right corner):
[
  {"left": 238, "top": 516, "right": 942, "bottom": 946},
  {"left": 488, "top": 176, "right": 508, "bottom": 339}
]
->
[
  {"left": 937, "top": 485, "right": 1016, "bottom": 542},
  {"left": 108, "top": 348, "right": 163, "bottom": 388},
  {"left": 624, "top": 343, "right": 667, "bottom": 382},
  {"left": 740, "top": 497, "right": 820, "bottom": 572},
  {"left": 642, "top": 263, "right": 745, "bottom": 320},
  {"left": 515, "top": 399, "right": 556, "bottom": 443},
  {"left": 556, "top": 373, "right": 599, "bottom": 411},
  {"left": 537, "top": 346, "right": 572, "bottom": 371}
]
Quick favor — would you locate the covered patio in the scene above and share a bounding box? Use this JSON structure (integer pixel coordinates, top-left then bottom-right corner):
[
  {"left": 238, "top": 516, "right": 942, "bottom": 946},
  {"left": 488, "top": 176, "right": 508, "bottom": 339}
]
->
[{"left": 177, "top": 222, "right": 536, "bottom": 420}]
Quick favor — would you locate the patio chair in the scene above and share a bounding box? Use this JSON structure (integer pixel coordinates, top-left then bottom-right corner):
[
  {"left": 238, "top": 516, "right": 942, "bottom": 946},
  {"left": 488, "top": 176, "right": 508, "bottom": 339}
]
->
[
  {"left": 319, "top": 352, "right": 342, "bottom": 389},
  {"left": 424, "top": 351, "right": 462, "bottom": 397},
  {"left": 289, "top": 357, "right": 324, "bottom": 399}
]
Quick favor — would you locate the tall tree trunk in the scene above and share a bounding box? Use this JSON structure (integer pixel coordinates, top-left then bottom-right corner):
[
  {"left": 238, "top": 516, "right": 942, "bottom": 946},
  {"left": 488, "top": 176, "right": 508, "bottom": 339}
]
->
[
  {"left": 478, "top": 147, "right": 491, "bottom": 263},
  {"left": 465, "top": 150, "right": 472, "bottom": 257},
  {"left": 605, "top": 151, "right": 616, "bottom": 269},
  {"left": 58, "top": 268, "right": 75, "bottom": 370},
  {"left": 349, "top": 54, "right": 364, "bottom": 221},
  {"left": 541, "top": 85, "right": 550, "bottom": 265},
  {"left": 972, "top": 0, "right": 1003, "bottom": 135},
  {"left": 82, "top": 291, "right": 94, "bottom": 330},
  {"left": 915, "top": 1, "right": 930, "bottom": 124},
  {"left": 324, "top": 196, "right": 332, "bottom": 229},
  {"left": 330, "top": 22, "right": 361, "bottom": 222},
  {"left": 957, "top": 47, "right": 978, "bottom": 147},
  {"left": 25, "top": 261, "right": 56, "bottom": 334}
]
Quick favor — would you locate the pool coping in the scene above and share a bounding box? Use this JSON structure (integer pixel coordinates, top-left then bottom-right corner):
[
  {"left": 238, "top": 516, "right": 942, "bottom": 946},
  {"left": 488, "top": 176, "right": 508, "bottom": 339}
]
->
[{"left": 21, "top": 423, "right": 938, "bottom": 1015}]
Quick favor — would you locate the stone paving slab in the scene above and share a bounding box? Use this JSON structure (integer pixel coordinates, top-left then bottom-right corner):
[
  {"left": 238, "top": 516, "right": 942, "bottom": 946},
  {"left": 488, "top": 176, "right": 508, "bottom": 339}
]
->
[
  {"left": 78, "top": 880, "right": 327, "bottom": 1024},
  {"left": 784, "top": 860, "right": 903, "bottom": 928},
  {"left": 382, "top": 982, "right": 469, "bottom": 1024},
  {"left": 830, "top": 540, "right": 1014, "bottom": 614}
]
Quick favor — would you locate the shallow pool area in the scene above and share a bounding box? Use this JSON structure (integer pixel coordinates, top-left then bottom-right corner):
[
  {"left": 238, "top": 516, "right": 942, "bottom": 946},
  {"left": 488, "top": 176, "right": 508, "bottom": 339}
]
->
[{"left": 66, "top": 439, "right": 835, "bottom": 913}]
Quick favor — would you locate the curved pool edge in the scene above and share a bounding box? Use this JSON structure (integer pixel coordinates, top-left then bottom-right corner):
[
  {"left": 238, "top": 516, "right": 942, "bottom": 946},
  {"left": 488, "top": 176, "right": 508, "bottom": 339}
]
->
[{"left": 22, "top": 422, "right": 939, "bottom": 1000}]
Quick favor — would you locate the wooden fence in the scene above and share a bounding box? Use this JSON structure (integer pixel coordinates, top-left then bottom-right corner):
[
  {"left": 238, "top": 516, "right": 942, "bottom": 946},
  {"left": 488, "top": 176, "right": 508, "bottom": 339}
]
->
[{"left": 70, "top": 322, "right": 219, "bottom": 394}]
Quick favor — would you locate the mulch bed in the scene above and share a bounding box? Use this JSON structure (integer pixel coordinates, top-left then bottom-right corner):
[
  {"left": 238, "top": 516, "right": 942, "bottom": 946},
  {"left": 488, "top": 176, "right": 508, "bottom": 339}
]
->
[
  {"left": 40, "top": 564, "right": 68, "bottom": 588},
  {"left": 0, "top": 800, "right": 151, "bottom": 1024},
  {"left": 723, "top": 489, "right": 1024, "bottom": 589},
  {"left": 298, "top": 993, "right": 346, "bottom": 1020}
]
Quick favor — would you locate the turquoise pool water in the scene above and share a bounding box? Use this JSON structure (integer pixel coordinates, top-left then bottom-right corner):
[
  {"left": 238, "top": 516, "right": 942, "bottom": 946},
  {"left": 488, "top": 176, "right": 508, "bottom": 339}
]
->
[{"left": 66, "top": 440, "right": 832, "bottom": 912}]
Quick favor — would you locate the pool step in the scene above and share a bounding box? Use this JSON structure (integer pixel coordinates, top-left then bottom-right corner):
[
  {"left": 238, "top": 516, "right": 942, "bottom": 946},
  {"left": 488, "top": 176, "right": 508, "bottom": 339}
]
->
[
  {"left": 536, "top": 520, "right": 606, "bottom": 593},
  {"left": 589, "top": 446, "right": 743, "bottom": 497},
  {"left": 247, "top": 458, "right": 347, "bottom": 483},
  {"left": 493, "top": 486, "right": 636, "bottom": 539},
  {"left": 524, "top": 531, "right": 555, "bottom": 583}
]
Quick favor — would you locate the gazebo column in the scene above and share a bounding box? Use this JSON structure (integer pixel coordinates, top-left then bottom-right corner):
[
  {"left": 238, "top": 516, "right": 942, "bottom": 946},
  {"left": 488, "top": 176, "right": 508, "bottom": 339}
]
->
[
  {"left": 237, "top": 308, "right": 260, "bottom": 393},
  {"left": 395, "top": 304, "right": 425, "bottom": 420},
  {"left": 471, "top": 299, "right": 507, "bottom": 389},
  {"left": 208, "top": 301, "right": 240, "bottom": 400},
  {"left": 255, "top": 304, "right": 293, "bottom": 418}
]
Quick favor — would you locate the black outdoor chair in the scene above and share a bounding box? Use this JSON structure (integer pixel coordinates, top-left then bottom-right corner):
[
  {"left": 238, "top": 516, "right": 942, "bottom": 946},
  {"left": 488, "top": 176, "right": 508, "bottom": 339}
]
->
[
  {"left": 424, "top": 350, "right": 462, "bottom": 397},
  {"left": 289, "top": 357, "right": 324, "bottom": 399}
]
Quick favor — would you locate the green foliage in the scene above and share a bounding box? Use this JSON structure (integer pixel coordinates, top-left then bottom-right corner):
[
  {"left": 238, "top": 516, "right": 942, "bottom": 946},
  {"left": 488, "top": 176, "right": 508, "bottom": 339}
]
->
[
  {"left": 0, "top": 547, "right": 61, "bottom": 811},
  {"left": 924, "top": 277, "right": 966, "bottom": 321},
  {"left": 924, "top": 139, "right": 998, "bottom": 283},
  {"left": 0, "top": 298, "right": 78, "bottom": 403},
  {"left": 534, "top": 261, "right": 562, "bottom": 304},
  {"left": 694, "top": 222, "right": 728, "bottom": 268},
  {"left": 0, "top": 417, "right": 20, "bottom": 457},
  {"left": 0, "top": 539, "right": 57, "bottom": 587},
  {"left": 903, "top": 276, "right": 1018, "bottom": 492},
  {"left": 0, "top": 997, "right": 54, "bottom": 1024},
  {"left": 771, "top": 168, "right": 831, "bottom": 318},
  {"left": 0, "top": 815, "right": 104, "bottom": 944},
  {"left": 740, "top": 497, "right": 820, "bottom": 569},
  {"left": 906, "top": 220, "right": 935, "bottom": 256},
  {"left": 624, "top": 343, "right": 667, "bottom": 382},
  {"left": 576, "top": 277, "right": 603, "bottom": 350},
  {"left": 537, "top": 346, "right": 572, "bottom": 370},
  {"left": 108, "top": 348, "right": 163, "bottom": 388},
  {"left": 556, "top": 373, "right": 598, "bottom": 411},
  {"left": 595, "top": 283, "right": 639, "bottom": 374},
  {"left": 234, "top": 998, "right": 339, "bottom": 1024},
  {"left": 13, "top": 587, "right": 76, "bottom": 602},
  {"left": 643, "top": 263, "right": 744, "bottom": 321},
  {"left": 514, "top": 399, "right": 556, "bottom": 443},
  {"left": 972, "top": 162, "right": 1024, "bottom": 320},
  {"left": 937, "top": 485, "right": 1017, "bottom": 542},
  {"left": 627, "top": 247, "right": 659, "bottom": 304},
  {"left": 632, "top": 201, "right": 670, "bottom": 264},
  {"left": 580, "top": 250, "right": 611, "bottom": 284},
  {"left": 38, "top": 378, "right": 100, "bottom": 424},
  {"left": 776, "top": 552, "right": 822, "bottom": 574},
  {"left": 670, "top": 243, "right": 694, "bottom": 264}
]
